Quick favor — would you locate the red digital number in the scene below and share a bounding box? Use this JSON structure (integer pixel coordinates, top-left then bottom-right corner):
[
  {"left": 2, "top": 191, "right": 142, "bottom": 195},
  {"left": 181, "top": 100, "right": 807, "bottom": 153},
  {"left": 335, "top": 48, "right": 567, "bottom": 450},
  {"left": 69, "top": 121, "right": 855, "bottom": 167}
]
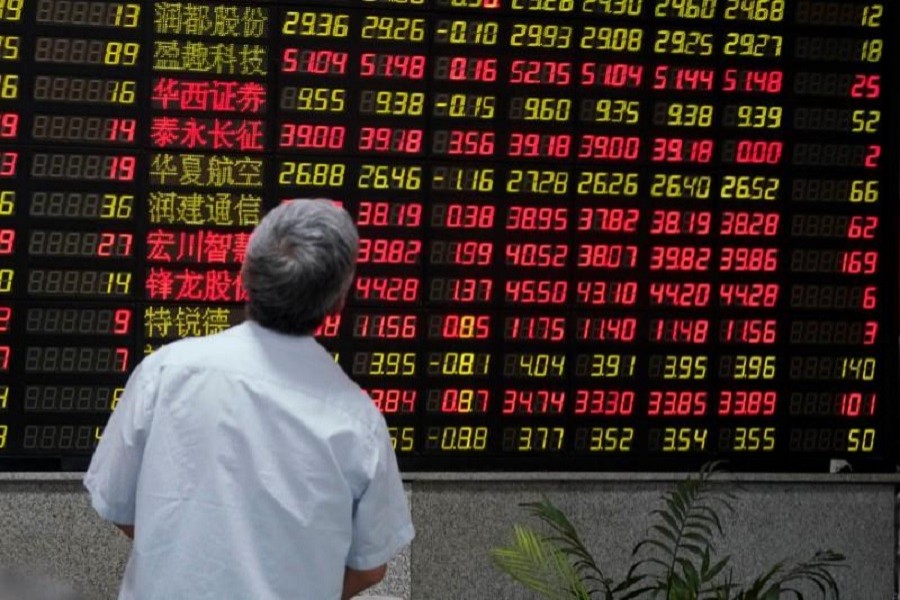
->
[
  {"left": 719, "top": 283, "right": 779, "bottom": 307},
  {"left": 279, "top": 124, "right": 346, "bottom": 150},
  {"left": 650, "top": 319, "right": 710, "bottom": 343},
  {"left": 650, "top": 210, "right": 712, "bottom": 235},
  {"left": 507, "top": 206, "right": 567, "bottom": 231},
  {"left": 369, "top": 388, "right": 417, "bottom": 414},
  {"left": 0, "top": 306, "right": 10, "bottom": 332},
  {"left": 358, "top": 127, "right": 423, "bottom": 153},
  {"left": 108, "top": 118, "right": 136, "bottom": 142},
  {"left": 502, "top": 390, "right": 565, "bottom": 415},
  {"left": 648, "top": 391, "right": 707, "bottom": 416},
  {"left": 720, "top": 319, "right": 777, "bottom": 344},
  {"left": 649, "top": 282, "right": 711, "bottom": 307},
  {"left": 438, "top": 388, "right": 489, "bottom": 414},
  {"left": 721, "top": 212, "right": 779, "bottom": 236},
  {"left": 505, "top": 279, "right": 567, "bottom": 304},
  {"left": 838, "top": 392, "right": 876, "bottom": 417},
  {"left": 433, "top": 314, "right": 490, "bottom": 340},
  {"left": 113, "top": 309, "right": 131, "bottom": 335},
  {"left": 510, "top": 60, "right": 571, "bottom": 85},
  {"left": 506, "top": 243, "right": 568, "bottom": 268},
  {"left": 282, "top": 49, "right": 349, "bottom": 75},
  {"left": 735, "top": 140, "right": 782, "bottom": 165},
  {"left": 508, "top": 133, "right": 571, "bottom": 158},
  {"left": 358, "top": 239, "right": 421, "bottom": 265},
  {"left": 573, "top": 389, "right": 634, "bottom": 416},
  {"left": 315, "top": 314, "right": 341, "bottom": 338},
  {"left": 581, "top": 62, "right": 643, "bottom": 87},
  {"left": 0, "top": 229, "right": 13, "bottom": 254},
  {"left": 722, "top": 69, "right": 783, "bottom": 93},
  {"left": 719, "top": 247, "right": 778, "bottom": 272},
  {"left": 850, "top": 74, "right": 880, "bottom": 99},
  {"left": 506, "top": 316, "right": 565, "bottom": 341},
  {"left": 358, "top": 202, "right": 422, "bottom": 227},
  {"left": 575, "top": 280, "right": 637, "bottom": 306},
  {"left": 0, "top": 152, "right": 16, "bottom": 177},
  {"left": 649, "top": 246, "right": 711, "bottom": 271},
  {"left": 360, "top": 53, "right": 426, "bottom": 79},
  {"left": 0, "top": 113, "right": 17, "bottom": 139},
  {"left": 840, "top": 250, "right": 878, "bottom": 274},
  {"left": 578, "top": 135, "right": 640, "bottom": 160},
  {"left": 355, "top": 276, "right": 420, "bottom": 302},
  {"left": 718, "top": 390, "right": 777, "bottom": 416},
  {"left": 576, "top": 317, "right": 637, "bottom": 341},
  {"left": 108, "top": 155, "right": 135, "bottom": 181}
]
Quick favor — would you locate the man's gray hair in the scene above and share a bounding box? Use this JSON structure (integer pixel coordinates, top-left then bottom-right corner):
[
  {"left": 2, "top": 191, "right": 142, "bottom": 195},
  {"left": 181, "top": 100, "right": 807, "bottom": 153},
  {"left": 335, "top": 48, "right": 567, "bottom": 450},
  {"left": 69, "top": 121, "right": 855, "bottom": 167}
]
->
[{"left": 242, "top": 199, "right": 358, "bottom": 335}]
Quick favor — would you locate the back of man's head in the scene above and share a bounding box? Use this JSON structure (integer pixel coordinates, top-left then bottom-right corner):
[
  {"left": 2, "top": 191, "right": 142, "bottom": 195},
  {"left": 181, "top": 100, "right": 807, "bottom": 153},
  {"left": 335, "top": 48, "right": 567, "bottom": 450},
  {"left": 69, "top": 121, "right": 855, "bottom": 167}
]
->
[{"left": 242, "top": 199, "right": 358, "bottom": 335}]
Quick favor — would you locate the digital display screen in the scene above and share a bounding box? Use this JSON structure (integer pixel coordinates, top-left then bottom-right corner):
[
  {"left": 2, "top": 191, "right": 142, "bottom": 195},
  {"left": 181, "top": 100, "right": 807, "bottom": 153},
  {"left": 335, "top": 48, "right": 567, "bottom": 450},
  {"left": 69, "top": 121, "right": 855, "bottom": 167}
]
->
[{"left": 0, "top": 0, "right": 895, "bottom": 472}]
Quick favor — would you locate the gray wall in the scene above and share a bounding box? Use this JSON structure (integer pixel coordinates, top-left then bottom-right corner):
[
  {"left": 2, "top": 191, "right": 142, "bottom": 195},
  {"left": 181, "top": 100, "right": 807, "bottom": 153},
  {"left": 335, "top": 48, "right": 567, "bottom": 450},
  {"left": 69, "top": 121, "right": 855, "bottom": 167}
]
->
[{"left": 0, "top": 475, "right": 895, "bottom": 599}]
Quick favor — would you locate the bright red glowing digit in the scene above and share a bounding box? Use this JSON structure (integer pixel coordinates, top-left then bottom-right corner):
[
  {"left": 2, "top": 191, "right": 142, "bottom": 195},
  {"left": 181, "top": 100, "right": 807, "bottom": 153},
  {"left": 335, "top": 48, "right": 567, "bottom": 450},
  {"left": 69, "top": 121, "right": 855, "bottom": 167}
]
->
[
  {"left": 0, "top": 113, "right": 17, "bottom": 138},
  {"left": 0, "top": 345, "right": 8, "bottom": 370},
  {"left": 0, "top": 306, "right": 10, "bottom": 332},
  {"left": 0, "top": 229, "right": 13, "bottom": 255},
  {"left": 113, "top": 309, "right": 131, "bottom": 334}
]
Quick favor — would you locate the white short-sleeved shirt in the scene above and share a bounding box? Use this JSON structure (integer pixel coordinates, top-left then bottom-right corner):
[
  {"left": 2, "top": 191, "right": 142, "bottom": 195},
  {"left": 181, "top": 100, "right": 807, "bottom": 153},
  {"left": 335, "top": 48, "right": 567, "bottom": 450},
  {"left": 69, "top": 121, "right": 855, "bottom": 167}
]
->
[{"left": 84, "top": 321, "right": 414, "bottom": 600}]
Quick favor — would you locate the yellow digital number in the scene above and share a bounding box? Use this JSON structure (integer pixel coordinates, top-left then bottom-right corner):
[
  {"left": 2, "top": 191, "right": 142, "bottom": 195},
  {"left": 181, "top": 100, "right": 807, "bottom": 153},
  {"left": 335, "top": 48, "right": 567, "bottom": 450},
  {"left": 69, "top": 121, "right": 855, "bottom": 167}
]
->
[
  {"left": 848, "top": 428, "right": 875, "bottom": 452},
  {"left": 859, "top": 39, "right": 882, "bottom": 62},
  {"left": 861, "top": 5, "right": 882, "bottom": 27},
  {"left": 0, "top": 424, "right": 6, "bottom": 448},
  {"left": 511, "top": 23, "right": 573, "bottom": 48},
  {"left": 279, "top": 162, "right": 346, "bottom": 187},
  {"left": 114, "top": 4, "right": 141, "bottom": 28},
  {"left": 723, "top": 32, "right": 782, "bottom": 57},
  {"left": 357, "top": 164, "right": 422, "bottom": 190},
  {"left": 518, "top": 427, "right": 564, "bottom": 451},
  {"left": 283, "top": 12, "right": 350, "bottom": 37},
  {"left": 590, "top": 427, "right": 634, "bottom": 451},
  {"left": 732, "top": 105, "right": 782, "bottom": 128},
  {"left": 0, "top": 36, "right": 18, "bottom": 61},
  {"left": 587, "top": 99, "right": 640, "bottom": 124},
  {"left": 851, "top": 110, "right": 880, "bottom": 133},
  {"left": 850, "top": 180, "right": 878, "bottom": 203},
  {"left": 110, "top": 387, "right": 125, "bottom": 411},
  {"left": 663, "top": 355, "right": 707, "bottom": 380},
  {"left": 582, "top": 0, "right": 642, "bottom": 15},
  {"left": 0, "top": 190, "right": 14, "bottom": 215},
  {"left": 0, "top": 385, "right": 7, "bottom": 409},
  {"left": 667, "top": 103, "right": 713, "bottom": 127},
  {"left": 720, "top": 175, "right": 779, "bottom": 200},
  {"left": 110, "top": 80, "right": 136, "bottom": 104},
  {"left": 733, "top": 355, "right": 776, "bottom": 379},
  {"left": 724, "top": 0, "right": 784, "bottom": 21},
  {"left": 580, "top": 27, "right": 642, "bottom": 51},
  {"left": 367, "top": 90, "right": 424, "bottom": 117},
  {"left": 361, "top": 16, "right": 425, "bottom": 42},
  {"left": 388, "top": 427, "right": 415, "bottom": 452},
  {"left": 0, "top": 74, "right": 17, "bottom": 99},
  {"left": 441, "top": 426, "right": 488, "bottom": 451},
  {"left": 655, "top": 0, "right": 716, "bottom": 18},
  {"left": 104, "top": 272, "right": 131, "bottom": 295},
  {"left": 650, "top": 174, "right": 711, "bottom": 199},
  {"left": 104, "top": 42, "right": 140, "bottom": 66},
  {"left": 655, "top": 29, "right": 714, "bottom": 56},
  {"left": 0, "top": 268, "right": 12, "bottom": 293},
  {"left": 663, "top": 427, "right": 707, "bottom": 452},
  {"left": 734, "top": 427, "right": 775, "bottom": 451},
  {"left": 94, "top": 426, "right": 104, "bottom": 443},
  {"left": 0, "top": 0, "right": 23, "bottom": 22},
  {"left": 372, "top": 352, "right": 416, "bottom": 376},
  {"left": 101, "top": 194, "right": 133, "bottom": 219}
]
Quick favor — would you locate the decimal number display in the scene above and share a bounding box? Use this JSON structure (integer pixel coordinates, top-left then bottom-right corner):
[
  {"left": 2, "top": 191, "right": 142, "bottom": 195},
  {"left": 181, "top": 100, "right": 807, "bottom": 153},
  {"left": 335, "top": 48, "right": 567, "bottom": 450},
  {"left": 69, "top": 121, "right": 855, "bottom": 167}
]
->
[{"left": 0, "top": 1, "right": 896, "bottom": 474}]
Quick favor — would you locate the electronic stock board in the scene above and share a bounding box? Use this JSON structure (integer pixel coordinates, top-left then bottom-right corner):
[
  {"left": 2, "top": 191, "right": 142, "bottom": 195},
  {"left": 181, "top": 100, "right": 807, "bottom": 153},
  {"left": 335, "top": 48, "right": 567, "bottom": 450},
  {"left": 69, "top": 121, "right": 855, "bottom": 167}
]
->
[{"left": 0, "top": 0, "right": 894, "bottom": 471}]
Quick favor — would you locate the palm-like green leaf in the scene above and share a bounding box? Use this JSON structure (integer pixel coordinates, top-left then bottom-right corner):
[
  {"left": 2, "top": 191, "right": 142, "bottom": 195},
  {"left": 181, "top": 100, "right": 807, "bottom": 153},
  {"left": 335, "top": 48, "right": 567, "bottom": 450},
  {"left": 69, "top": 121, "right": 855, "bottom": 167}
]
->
[
  {"left": 490, "top": 462, "right": 845, "bottom": 600},
  {"left": 490, "top": 524, "right": 591, "bottom": 600}
]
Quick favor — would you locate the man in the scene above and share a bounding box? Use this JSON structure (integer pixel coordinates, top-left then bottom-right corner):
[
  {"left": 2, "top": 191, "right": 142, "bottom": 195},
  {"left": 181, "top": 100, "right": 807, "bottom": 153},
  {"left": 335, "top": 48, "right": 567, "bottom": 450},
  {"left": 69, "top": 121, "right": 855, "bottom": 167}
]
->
[{"left": 85, "top": 199, "right": 414, "bottom": 600}]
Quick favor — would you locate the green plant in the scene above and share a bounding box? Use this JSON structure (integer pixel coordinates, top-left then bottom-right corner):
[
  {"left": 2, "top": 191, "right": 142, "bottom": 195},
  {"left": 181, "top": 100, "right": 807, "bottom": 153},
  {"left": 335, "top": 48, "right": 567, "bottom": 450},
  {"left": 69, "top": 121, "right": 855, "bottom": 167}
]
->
[{"left": 491, "top": 462, "right": 845, "bottom": 600}]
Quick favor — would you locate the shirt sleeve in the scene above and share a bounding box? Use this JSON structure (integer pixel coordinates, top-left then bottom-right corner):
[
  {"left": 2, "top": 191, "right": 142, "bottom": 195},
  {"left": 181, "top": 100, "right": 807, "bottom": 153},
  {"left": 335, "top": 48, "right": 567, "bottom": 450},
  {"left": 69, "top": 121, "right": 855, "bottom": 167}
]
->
[
  {"left": 345, "top": 419, "right": 415, "bottom": 571},
  {"left": 83, "top": 361, "right": 157, "bottom": 525}
]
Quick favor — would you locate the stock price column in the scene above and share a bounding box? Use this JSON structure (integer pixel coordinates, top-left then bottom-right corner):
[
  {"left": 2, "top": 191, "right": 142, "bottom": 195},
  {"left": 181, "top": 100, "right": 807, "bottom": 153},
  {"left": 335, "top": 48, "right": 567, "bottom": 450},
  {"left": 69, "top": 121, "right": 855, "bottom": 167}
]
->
[
  {"left": 11, "top": 0, "right": 143, "bottom": 459},
  {"left": 496, "top": 3, "right": 576, "bottom": 458},
  {"left": 786, "top": 2, "right": 885, "bottom": 458},
  {"left": 572, "top": 0, "right": 644, "bottom": 459},
  {"left": 146, "top": 2, "right": 268, "bottom": 353},
  {"left": 425, "top": 6, "right": 501, "bottom": 459}
]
